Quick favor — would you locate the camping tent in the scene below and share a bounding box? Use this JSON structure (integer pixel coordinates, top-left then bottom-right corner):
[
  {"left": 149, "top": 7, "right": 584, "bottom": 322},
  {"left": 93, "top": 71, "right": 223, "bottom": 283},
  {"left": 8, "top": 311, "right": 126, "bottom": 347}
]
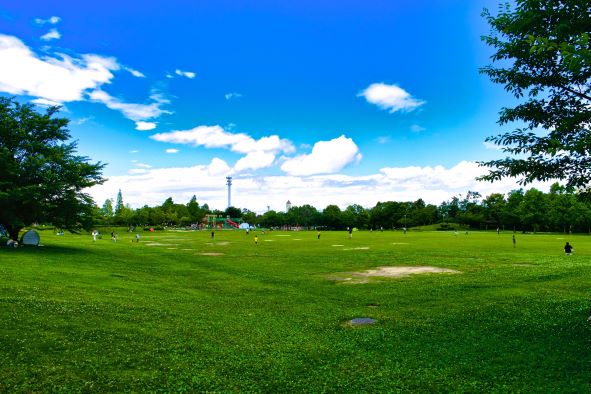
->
[{"left": 21, "top": 229, "right": 40, "bottom": 246}]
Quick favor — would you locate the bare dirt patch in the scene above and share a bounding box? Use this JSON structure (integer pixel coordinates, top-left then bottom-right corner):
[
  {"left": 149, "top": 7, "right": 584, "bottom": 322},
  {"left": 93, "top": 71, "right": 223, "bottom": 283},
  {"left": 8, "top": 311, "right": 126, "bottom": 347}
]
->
[
  {"left": 331, "top": 266, "right": 460, "bottom": 284},
  {"left": 199, "top": 252, "right": 225, "bottom": 256}
]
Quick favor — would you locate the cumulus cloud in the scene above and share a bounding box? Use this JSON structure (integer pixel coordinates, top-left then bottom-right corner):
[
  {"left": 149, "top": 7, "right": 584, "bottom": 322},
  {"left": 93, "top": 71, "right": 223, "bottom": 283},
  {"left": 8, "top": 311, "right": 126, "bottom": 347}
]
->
[
  {"left": 35, "top": 16, "right": 61, "bottom": 25},
  {"left": 135, "top": 121, "right": 157, "bottom": 131},
  {"left": 90, "top": 158, "right": 232, "bottom": 208},
  {"left": 359, "top": 82, "right": 425, "bottom": 113},
  {"left": 165, "top": 148, "right": 179, "bottom": 153},
  {"left": 234, "top": 151, "right": 276, "bottom": 172},
  {"left": 225, "top": 92, "right": 243, "bottom": 100},
  {"left": 0, "top": 34, "right": 118, "bottom": 102},
  {"left": 152, "top": 125, "right": 294, "bottom": 159},
  {"left": 40, "top": 28, "right": 61, "bottom": 41},
  {"left": 0, "top": 34, "right": 169, "bottom": 126},
  {"left": 280, "top": 135, "right": 361, "bottom": 176},
  {"left": 151, "top": 125, "right": 296, "bottom": 172},
  {"left": 128, "top": 168, "right": 148, "bottom": 175},
  {"left": 88, "top": 160, "right": 552, "bottom": 213},
  {"left": 175, "top": 69, "right": 196, "bottom": 79}
]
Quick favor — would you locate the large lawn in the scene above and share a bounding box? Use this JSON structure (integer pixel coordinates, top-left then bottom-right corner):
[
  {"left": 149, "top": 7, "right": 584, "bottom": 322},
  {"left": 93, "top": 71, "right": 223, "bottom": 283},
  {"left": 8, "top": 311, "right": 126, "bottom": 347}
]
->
[{"left": 1, "top": 229, "right": 590, "bottom": 392}]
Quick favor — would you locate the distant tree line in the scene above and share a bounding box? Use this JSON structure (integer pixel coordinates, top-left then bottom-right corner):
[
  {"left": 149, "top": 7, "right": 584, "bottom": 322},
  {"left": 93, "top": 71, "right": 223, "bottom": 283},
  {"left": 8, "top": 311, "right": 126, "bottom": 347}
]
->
[{"left": 96, "top": 183, "right": 591, "bottom": 233}]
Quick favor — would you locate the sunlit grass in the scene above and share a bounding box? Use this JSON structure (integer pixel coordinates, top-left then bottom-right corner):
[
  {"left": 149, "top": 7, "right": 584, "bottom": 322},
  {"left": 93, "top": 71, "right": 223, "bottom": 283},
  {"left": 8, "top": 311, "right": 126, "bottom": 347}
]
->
[{"left": 1, "top": 229, "right": 590, "bottom": 392}]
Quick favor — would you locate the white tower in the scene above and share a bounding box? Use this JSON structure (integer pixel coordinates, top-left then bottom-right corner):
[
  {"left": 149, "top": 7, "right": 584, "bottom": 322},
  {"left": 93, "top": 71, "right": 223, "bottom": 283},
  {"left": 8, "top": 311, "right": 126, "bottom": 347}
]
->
[
  {"left": 286, "top": 200, "right": 292, "bottom": 211},
  {"left": 226, "top": 176, "right": 232, "bottom": 208}
]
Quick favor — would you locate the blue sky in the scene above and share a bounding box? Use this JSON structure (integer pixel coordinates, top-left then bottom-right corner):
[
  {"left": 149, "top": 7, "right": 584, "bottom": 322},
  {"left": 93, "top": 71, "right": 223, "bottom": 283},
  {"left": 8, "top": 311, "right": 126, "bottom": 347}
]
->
[{"left": 0, "top": 0, "right": 539, "bottom": 212}]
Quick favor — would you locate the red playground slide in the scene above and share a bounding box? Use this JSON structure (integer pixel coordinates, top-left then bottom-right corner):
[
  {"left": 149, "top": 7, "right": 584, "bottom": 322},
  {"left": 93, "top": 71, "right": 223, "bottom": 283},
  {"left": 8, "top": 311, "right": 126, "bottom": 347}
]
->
[{"left": 226, "top": 218, "right": 239, "bottom": 228}]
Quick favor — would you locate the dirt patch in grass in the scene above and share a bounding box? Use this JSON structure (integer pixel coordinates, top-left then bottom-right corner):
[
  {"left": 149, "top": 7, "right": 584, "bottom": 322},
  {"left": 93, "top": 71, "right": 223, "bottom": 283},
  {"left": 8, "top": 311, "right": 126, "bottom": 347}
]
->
[
  {"left": 199, "top": 252, "right": 225, "bottom": 256},
  {"left": 331, "top": 266, "right": 460, "bottom": 284}
]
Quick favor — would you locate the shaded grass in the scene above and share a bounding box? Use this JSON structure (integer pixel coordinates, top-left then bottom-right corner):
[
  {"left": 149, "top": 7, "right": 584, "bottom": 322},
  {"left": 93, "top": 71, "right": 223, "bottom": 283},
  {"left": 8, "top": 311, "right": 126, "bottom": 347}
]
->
[{"left": 1, "top": 230, "right": 591, "bottom": 392}]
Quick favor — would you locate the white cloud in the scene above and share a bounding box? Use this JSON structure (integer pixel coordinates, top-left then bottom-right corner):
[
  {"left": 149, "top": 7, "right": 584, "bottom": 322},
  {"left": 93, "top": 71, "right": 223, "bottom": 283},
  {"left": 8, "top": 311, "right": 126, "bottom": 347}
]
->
[
  {"left": 135, "top": 121, "right": 157, "bottom": 131},
  {"left": 125, "top": 67, "right": 145, "bottom": 78},
  {"left": 225, "top": 92, "right": 243, "bottom": 100},
  {"left": 90, "top": 158, "right": 232, "bottom": 208},
  {"left": 151, "top": 125, "right": 295, "bottom": 155},
  {"left": 35, "top": 16, "right": 61, "bottom": 25},
  {"left": 128, "top": 169, "right": 148, "bottom": 175},
  {"left": 359, "top": 82, "right": 425, "bottom": 113},
  {"left": 72, "top": 116, "right": 93, "bottom": 125},
  {"left": 88, "top": 160, "right": 552, "bottom": 213},
  {"left": 135, "top": 163, "right": 152, "bottom": 169},
  {"left": 165, "top": 148, "right": 179, "bottom": 154},
  {"left": 0, "top": 34, "right": 169, "bottom": 126},
  {"left": 31, "top": 98, "right": 62, "bottom": 107},
  {"left": 129, "top": 150, "right": 139, "bottom": 154},
  {"left": 234, "top": 151, "right": 276, "bottom": 172},
  {"left": 411, "top": 124, "right": 425, "bottom": 133},
  {"left": 89, "top": 90, "right": 171, "bottom": 122},
  {"left": 280, "top": 135, "right": 361, "bottom": 176},
  {"left": 0, "top": 34, "right": 118, "bottom": 102},
  {"left": 376, "top": 136, "right": 391, "bottom": 144},
  {"left": 40, "top": 28, "right": 61, "bottom": 41},
  {"left": 175, "top": 69, "right": 196, "bottom": 79}
]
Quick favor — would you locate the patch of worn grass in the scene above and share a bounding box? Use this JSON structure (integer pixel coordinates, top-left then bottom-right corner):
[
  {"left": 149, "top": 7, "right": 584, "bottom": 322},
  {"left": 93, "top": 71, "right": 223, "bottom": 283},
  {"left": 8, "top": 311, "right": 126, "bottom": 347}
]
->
[{"left": 1, "top": 229, "right": 590, "bottom": 392}]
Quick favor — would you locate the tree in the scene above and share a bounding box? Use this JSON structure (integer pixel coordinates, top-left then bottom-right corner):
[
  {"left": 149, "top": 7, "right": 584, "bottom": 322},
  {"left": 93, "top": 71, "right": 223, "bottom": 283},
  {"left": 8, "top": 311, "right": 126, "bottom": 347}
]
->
[
  {"left": 102, "top": 199, "right": 114, "bottom": 219},
  {"left": 225, "top": 206, "right": 242, "bottom": 219},
  {"left": 322, "top": 205, "right": 343, "bottom": 230},
  {"left": 479, "top": 0, "right": 591, "bottom": 187},
  {"left": 114, "top": 189, "right": 123, "bottom": 214},
  {"left": 0, "top": 98, "right": 104, "bottom": 240}
]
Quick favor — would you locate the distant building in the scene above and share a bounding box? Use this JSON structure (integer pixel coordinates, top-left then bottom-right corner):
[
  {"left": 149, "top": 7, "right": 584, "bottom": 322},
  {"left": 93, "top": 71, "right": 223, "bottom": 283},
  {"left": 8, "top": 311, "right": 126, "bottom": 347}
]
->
[{"left": 286, "top": 200, "right": 292, "bottom": 211}]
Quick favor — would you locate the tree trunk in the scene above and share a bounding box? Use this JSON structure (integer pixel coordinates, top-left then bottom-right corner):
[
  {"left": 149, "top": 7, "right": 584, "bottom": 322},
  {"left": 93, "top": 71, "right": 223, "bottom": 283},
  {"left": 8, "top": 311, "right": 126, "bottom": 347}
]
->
[{"left": 6, "top": 225, "right": 22, "bottom": 241}]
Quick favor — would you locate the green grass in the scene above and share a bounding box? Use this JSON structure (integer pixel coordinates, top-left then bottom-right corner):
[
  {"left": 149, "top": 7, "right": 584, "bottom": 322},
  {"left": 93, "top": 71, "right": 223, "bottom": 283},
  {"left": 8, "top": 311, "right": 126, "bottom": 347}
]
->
[{"left": 1, "top": 229, "right": 591, "bottom": 392}]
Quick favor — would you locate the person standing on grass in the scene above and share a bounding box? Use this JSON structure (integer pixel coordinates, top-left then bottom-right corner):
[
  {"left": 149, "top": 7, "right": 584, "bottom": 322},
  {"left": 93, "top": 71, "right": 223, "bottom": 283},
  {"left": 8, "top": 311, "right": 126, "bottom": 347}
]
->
[
  {"left": 564, "top": 242, "right": 573, "bottom": 255},
  {"left": 317, "top": 230, "right": 321, "bottom": 240},
  {"left": 135, "top": 233, "right": 140, "bottom": 243},
  {"left": 254, "top": 235, "right": 258, "bottom": 245},
  {"left": 348, "top": 227, "right": 352, "bottom": 239},
  {"left": 512, "top": 234, "right": 516, "bottom": 248},
  {"left": 211, "top": 230, "right": 215, "bottom": 239}
]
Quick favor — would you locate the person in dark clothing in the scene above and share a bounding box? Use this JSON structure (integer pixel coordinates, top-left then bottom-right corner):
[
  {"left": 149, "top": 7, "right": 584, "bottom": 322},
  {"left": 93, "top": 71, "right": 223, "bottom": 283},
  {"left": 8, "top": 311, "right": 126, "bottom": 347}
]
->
[{"left": 564, "top": 242, "right": 573, "bottom": 255}]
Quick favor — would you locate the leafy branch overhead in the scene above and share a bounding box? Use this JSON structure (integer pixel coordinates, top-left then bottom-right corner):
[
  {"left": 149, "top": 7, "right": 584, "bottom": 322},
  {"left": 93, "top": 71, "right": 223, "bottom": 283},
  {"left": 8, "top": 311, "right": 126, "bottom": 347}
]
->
[{"left": 479, "top": 0, "right": 591, "bottom": 187}]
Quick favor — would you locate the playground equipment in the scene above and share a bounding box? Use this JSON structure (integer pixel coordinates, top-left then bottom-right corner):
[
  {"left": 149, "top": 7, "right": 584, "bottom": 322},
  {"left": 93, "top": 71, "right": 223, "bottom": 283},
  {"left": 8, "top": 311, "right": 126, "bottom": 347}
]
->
[
  {"left": 226, "top": 218, "right": 239, "bottom": 229},
  {"left": 204, "top": 214, "right": 242, "bottom": 229}
]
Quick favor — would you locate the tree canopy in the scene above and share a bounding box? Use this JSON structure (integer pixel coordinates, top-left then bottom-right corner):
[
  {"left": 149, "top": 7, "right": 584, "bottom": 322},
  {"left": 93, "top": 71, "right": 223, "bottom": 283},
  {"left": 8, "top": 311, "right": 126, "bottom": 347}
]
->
[
  {"left": 0, "top": 98, "right": 105, "bottom": 240},
  {"left": 479, "top": 0, "right": 591, "bottom": 187}
]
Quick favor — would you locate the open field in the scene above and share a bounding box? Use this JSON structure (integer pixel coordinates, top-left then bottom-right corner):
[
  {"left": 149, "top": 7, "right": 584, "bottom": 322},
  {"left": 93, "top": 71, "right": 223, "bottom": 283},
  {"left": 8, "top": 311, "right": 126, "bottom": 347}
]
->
[{"left": 1, "top": 229, "right": 591, "bottom": 392}]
